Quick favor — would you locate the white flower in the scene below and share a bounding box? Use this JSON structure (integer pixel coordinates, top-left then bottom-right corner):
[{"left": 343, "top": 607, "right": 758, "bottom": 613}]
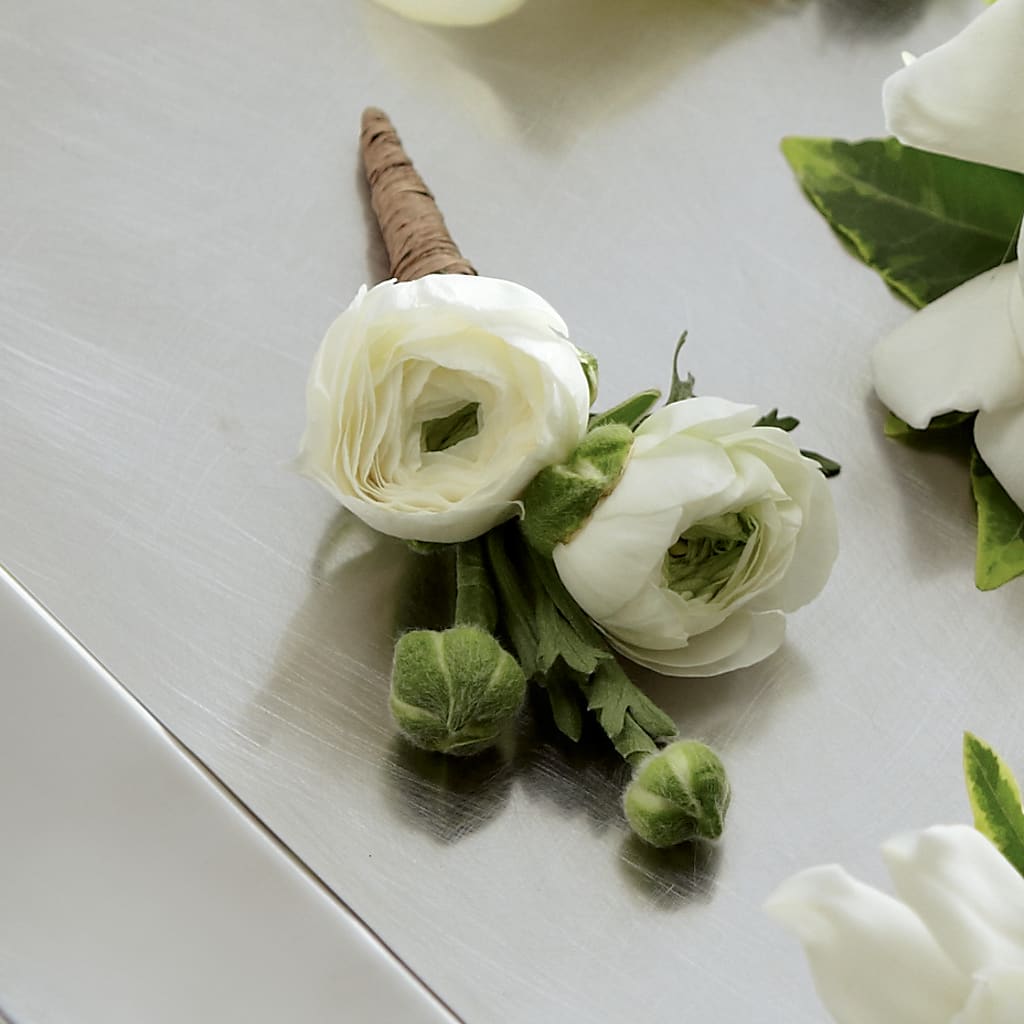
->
[
  {"left": 299, "top": 275, "right": 591, "bottom": 543},
  {"left": 872, "top": 0, "right": 1024, "bottom": 511},
  {"left": 370, "top": 0, "right": 526, "bottom": 27},
  {"left": 551, "top": 398, "right": 838, "bottom": 677},
  {"left": 765, "top": 825, "right": 1024, "bottom": 1023}
]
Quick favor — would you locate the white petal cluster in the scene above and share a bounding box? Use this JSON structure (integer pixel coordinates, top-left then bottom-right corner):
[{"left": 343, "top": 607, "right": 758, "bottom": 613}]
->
[
  {"left": 873, "top": 0, "right": 1024, "bottom": 509},
  {"left": 552, "top": 398, "right": 837, "bottom": 676},
  {"left": 766, "top": 825, "right": 1024, "bottom": 1023},
  {"left": 299, "top": 275, "right": 591, "bottom": 543},
  {"left": 371, "top": 0, "right": 527, "bottom": 26}
]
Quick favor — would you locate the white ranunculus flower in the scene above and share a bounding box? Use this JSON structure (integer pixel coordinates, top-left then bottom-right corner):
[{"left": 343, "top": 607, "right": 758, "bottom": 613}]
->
[
  {"left": 299, "top": 275, "right": 591, "bottom": 543},
  {"left": 765, "top": 825, "right": 1024, "bottom": 1023},
  {"left": 371, "top": 0, "right": 526, "bottom": 26},
  {"left": 873, "top": 0, "right": 1024, "bottom": 510},
  {"left": 552, "top": 398, "right": 838, "bottom": 677}
]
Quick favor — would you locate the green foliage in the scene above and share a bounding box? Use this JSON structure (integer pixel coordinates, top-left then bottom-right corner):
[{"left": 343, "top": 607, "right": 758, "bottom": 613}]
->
[
  {"left": 971, "top": 450, "right": 1024, "bottom": 590},
  {"left": 782, "top": 136, "right": 1024, "bottom": 308},
  {"left": 963, "top": 732, "right": 1024, "bottom": 876},
  {"left": 589, "top": 389, "right": 661, "bottom": 431},
  {"left": 668, "top": 332, "right": 696, "bottom": 403},
  {"left": 485, "top": 524, "right": 677, "bottom": 760}
]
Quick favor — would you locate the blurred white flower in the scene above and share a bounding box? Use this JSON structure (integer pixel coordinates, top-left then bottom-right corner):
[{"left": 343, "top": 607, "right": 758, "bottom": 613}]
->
[
  {"left": 873, "top": 0, "right": 1024, "bottom": 509},
  {"left": 766, "top": 825, "right": 1024, "bottom": 1023},
  {"left": 299, "top": 275, "right": 591, "bottom": 543},
  {"left": 371, "top": 0, "right": 527, "bottom": 27},
  {"left": 552, "top": 398, "right": 837, "bottom": 677}
]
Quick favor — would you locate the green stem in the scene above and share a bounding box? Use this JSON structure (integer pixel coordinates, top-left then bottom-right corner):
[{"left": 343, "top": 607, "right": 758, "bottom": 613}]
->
[{"left": 454, "top": 539, "right": 498, "bottom": 633}]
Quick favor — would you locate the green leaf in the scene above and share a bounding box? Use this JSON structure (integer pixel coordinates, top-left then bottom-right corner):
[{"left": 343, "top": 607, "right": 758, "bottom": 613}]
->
[
  {"left": 800, "top": 448, "right": 841, "bottom": 478},
  {"left": 782, "top": 136, "right": 1024, "bottom": 308},
  {"left": 884, "top": 410, "right": 975, "bottom": 439},
  {"left": 581, "top": 660, "right": 677, "bottom": 764},
  {"left": 538, "top": 663, "right": 584, "bottom": 743},
  {"left": 756, "top": 409, "right": 800, "bottom": 432},
  {"left": 485, "top": 528, "right": 539, "bottom": 678},
  {"left": 421, "top": 403, "right": 479, "bottom": 453},
  {"left": 589, "top": 389, "right": 662, "bottom": 430},
  {"left": 971, "top": 449, "right": 1024, "bottom": 590},
  {"left": 668, "top": 332, "right": 695, "bottom": 403},
  {"left": 963, "top": 732, "right": 1024, "bottom": 876}
]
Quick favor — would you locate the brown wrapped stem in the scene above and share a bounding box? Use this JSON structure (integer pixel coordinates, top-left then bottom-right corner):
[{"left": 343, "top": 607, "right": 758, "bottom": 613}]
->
[{"left": 360, "top": 107, "right": 476, "bottom": 283}]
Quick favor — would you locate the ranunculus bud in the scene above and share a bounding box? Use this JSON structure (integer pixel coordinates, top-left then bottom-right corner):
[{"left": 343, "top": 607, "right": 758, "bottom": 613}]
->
[
  {"left": 623, "top": 740, "right": 731, "bottom": 847},
  {"left": 390, "top": 626, "right": 526, "bottom": 756}
]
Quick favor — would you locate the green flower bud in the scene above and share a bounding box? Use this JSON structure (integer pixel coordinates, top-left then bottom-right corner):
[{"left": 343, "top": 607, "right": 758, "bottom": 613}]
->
[
  {"left": 390, "top": 626, "right": 526, "bottom": 757},
  {"left": 520, "top": 423, "right": 634, "bottom": 557},
  {"left": 623, "top": 740, "right": 731, "bottom": 847}
]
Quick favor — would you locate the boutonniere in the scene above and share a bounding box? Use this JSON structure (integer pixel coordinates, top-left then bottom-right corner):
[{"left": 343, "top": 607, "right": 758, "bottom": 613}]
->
[
  {"left": 299, "top": 108, "right": 840, "bottom": 846},
  {"left": 783, "top": 0, "right": 1024, "bottom": 589}
]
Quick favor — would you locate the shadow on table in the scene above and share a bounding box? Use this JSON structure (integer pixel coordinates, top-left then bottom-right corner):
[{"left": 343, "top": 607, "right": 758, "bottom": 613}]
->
[
  {"left": 816, "top": 0, "right": 929, "bottom": 37},
  {"left": 254, "top": 509, "right": 816, "bottom": 880},
  {"left": 866, "top": 392, "right": 979, "bottom": 582},
  {"left": 618, "top": 834, "right": 723, "bottom": 909},
  {"left": 361, "top": 0, "right": 773, "bottom": 151}
]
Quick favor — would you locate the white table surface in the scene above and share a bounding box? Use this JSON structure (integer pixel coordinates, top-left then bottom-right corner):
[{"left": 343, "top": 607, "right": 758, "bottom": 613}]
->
[
  {"left": 3, "top": 0, "right": 1022, "bottom": 1020},
  {"left": 0, "top": 569, "right": 457, "bottom": 1024}
]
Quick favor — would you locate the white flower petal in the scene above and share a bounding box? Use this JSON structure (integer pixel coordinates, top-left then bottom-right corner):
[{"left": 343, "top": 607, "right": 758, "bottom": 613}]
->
[
  {"left": 633, "top": 397, "right": 760, "bottom": 452},
  {"left": 957, "top": 967, "right": 1024, "bottom": 1024},
  {"left": 884, "top": 826, "right": 1024, "bottom": 977},
  {"left": 372, "top": 0, "right": 527, "bottom": 26},
  {"left": 882, "top": 0, "right": 1024, "bottom": 174},
  {"left": 871, "top": 263, "right": 1024, "bottom": 429},
  {"left": 765, "top": 865, "right": 969, "bottom": 1023},
  {"left": 614, "top": 610, "right": 786, "bottom": 677},
  {"left": 299, "top": 275, "right": 589, "bottom": 542},
  {"left": 976, "top": 402, "right": 1024, "bottom": 514}
]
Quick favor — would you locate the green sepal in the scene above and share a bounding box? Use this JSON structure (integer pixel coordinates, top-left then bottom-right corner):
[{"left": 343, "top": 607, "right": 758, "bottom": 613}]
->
[
  {"left": 577, "top": 347, "right": 600, "bottom": 407},
  {"left": 520, "top": 423, "right": 634, "bottom": 557},
  {"left": 800, "top": 449, "right": 841, "bottom": 478},
  {"left": 756, "top": 409, "right": 800, "bottom": 432},
  {"left": 971, "top": 449, "right": 1024, "bottom": 590},
  {"left": 781, "top": 136, "right": 1024, "bottom": 308},
  {"left": 668, "top": 332, "right": 695, "bottom": 403},
  {"left": 963, "top": 732, "right": 1024, "bottom": 876},
  {"left": 589, "top": 389, "right": 662, "bottom": 431}
]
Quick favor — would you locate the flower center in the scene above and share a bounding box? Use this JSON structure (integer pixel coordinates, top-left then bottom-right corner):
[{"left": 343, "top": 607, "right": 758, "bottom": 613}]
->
[
  {"left": 664, "top": 511, "right": 758, "bottom": 601},
  {"left": 420, "top": 402, "right": 481, "bottom": 453}
]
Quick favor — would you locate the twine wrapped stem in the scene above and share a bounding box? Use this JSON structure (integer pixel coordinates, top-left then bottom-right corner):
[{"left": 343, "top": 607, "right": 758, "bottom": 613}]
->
[{"left": 360, "top": 107, "right": 476, "bottom": 283}]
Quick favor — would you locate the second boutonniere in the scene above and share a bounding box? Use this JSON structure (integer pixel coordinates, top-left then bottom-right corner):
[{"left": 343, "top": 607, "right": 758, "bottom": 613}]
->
[
  {"left": 782, "top": 0, "right": 1024, "bottom": 590},
  {"left": 299, "top": 108, "right": 840, "bottom": 846}
]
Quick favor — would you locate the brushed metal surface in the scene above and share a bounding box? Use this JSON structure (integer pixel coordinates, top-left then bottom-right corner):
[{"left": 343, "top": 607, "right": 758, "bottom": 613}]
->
[
  {"left": 3, "top": 0, "right": 1022, "bottom": 1020},
  {"left": 0, "top": 568, "right": 458, "bottom": 1024}
]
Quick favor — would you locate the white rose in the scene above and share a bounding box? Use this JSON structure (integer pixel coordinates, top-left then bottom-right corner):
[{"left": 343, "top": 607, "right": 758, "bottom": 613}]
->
[
  {"left": 765, "top": 825, "right": 1024, "bottom": 1023},
  {"left": 552, "top": 398, "right": 838, "bottom": 677},
  {"left": 299, "top": 275, "right": 591, "bottom": 543},
  {"left": 370, "top": 0, "right": 526, "bottom": 26},
  {"left": 872, "top": 0, "right": 1024, "bottom": 511}
]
